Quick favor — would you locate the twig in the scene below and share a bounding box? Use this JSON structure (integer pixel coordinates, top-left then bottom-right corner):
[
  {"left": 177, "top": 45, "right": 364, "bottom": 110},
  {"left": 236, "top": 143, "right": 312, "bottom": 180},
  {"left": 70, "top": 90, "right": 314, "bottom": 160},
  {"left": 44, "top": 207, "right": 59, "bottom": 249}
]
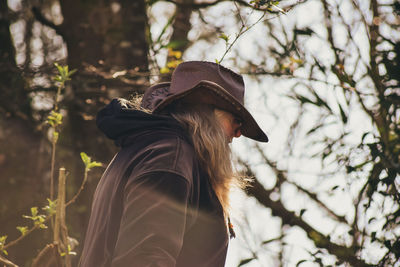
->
[
  {"left": 53, "top": 168, "right": 71, "bottom": 267},
  {"left": 0, "top": 255, "right": 18, "bottom": 267},
  {"left": 49, "top": 77, "right": 64, "bottom": 229},
  {"left": 254, "top": 144, "right": 349, "bottom": 224},
  {"left": 219, "top": 11, "right": 268, "bottom": 63},
  {"left": 244, "top": 174, "right": 373, "bottom": 267},
  {"left": 3, "top": 216, "right": 52, "bottom": 250},
  {"left": 50, "top": 138, "right": 56, "bottom": 203},
  {"left": 53, "top": 168, "right": 65, "bottom": 244},
  {"left": 66, "top": 168, "right": 88, "bottom": 206},
  {"left": 161, "top": 0, "right": 265, "bottom": 11},
  {"left": 3, "top": 165, "right": 90, "bottom": 251},
  {"left": 162, "top": 0, "right": 306, "bottom": 12}
]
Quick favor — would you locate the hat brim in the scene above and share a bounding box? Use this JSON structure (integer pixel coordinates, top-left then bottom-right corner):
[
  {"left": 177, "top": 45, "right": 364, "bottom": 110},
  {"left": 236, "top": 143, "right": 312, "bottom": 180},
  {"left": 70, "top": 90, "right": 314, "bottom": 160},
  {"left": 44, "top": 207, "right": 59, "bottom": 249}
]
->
[{"left": 153, "top": 80, "right": 269, "bottom": 142}]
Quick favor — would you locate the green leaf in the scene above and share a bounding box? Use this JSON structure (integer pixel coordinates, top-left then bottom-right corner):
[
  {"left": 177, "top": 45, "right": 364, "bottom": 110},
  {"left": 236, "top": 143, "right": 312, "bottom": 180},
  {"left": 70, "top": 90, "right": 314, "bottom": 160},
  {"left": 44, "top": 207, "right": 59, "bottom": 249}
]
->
[
  {"left": 87, "top": 161, "right": 102, "bottom": 170},
  {"left": 166, "top": 59, "right": 182, "bottom": 69},
  {"left": 370, "top": 231, "right": 377, "bottom": 242},
  {"left": 384, "top": 240, "right": 392, "bottom": 249},
  {"left": 32, "top": 214, "right": 47, "bottom": 229},
  {"left": 293, "top": 91, "right": 331, "bottom": 112},
  {"left": 80, "top": 152, "right": 91, "bottom": 166},
  {"left": 238, "top": 257, "right": 255, "bottom": 266},
  {"left": 331, "top": 185, "right": 339, "bottom": 191},
  {"left": 16, "top": 226, "right": 28, "bottom": 236},
  {"left": 68, "top": 69, "right": 77, "bottom": 76},
  {"left": 271, "top": 2, "right": 285, "bottom": 13},
  {"left": 300, "top": 208, "right": 306, "bottom": 217},
  {"left": 39, "top": 223, "right": 48, "bottom": 229},
  {"left": 294, "top": 94, "right": 315, "bottom": 106},
  {"left": 312, "top": 90, "right": 331, "bottom": 112},
  {"left": 338, "top": 103, "right": 348, "bottom": 124},
  {"left": 0, "top": 235, "right": 8, "bottom": 255},
  {"left": 306, "top": 123, "right": 324, "bottom": 135},
  {"left": 219, "top": 33, "right": 229, "bottom": 42},
  {"left": 53, "top": 63, "right": 76, "bottom": 83},
  {"left": 81, "top": 152, "right": 102, "bottom": 171},
  {"left": 47, "top": 111, "right": 63, "bottom": 127},
  {"left": 42, "top": 198, "right": 57, "bottom": 216},
  {"left": 160, "top": 67, "right": 170, "bottom": 74},
  {"left": 55, "top": 62, "right": 63, "bottom": 73},
  {"left": 261, "top": 237, "right": 279, "bottom": 245},
  {"left": 53, "top": 131, "right": 59, "bottom": 143},
  {"left": 296, "top": 260, "right": 308, "bottom": 267},
  {"left": 31, "top": 207, "right": 38, "bottom": 217},
  {"left": 166, "top": 40, "right": 188, "bottom": 50}
]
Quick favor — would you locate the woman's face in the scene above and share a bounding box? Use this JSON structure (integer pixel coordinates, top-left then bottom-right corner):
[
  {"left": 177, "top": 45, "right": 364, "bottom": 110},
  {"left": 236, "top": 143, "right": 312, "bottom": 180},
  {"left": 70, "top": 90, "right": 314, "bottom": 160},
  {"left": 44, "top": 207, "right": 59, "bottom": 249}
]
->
[{"left": 214, "top": 109, "right": 242, "bottom": 143}]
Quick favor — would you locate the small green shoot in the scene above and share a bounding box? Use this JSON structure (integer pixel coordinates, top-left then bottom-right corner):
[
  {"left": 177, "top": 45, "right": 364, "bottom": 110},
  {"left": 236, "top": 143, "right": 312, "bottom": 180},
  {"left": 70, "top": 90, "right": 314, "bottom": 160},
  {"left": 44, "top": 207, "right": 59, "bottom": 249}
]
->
[
  {"left": 16, "top": 226, "right": 28, "bottom": 236},
  {"left": 219, "top": 33, "right": 230, "bottom": 42},
  {"left": 42, "top": 198, "right": 57, "bottom": 216},
  {"left": 47, "top": 111, "right": 63, "bottom": 127},
  {"left": 22, "top": 207, "right": 47, "bottom": 229},
  {"left": 53, "top": 63, "right": 76, "bottom": 84},
  {"left": 0, "top": 235, "right": 7, "bottom": 255},
  {"left": 80, "top": 152, "right": 102, "bottom": 172}
]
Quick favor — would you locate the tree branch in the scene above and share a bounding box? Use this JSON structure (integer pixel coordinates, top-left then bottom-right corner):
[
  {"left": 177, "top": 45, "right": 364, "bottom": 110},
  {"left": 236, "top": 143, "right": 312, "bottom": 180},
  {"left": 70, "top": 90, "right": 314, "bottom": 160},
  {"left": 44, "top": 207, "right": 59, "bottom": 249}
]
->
[
  {"left": 242, "top": 161, "right": 373, "bottom": 266},
  {"left": 160, "top": 0, "right": 306, "bottom": 12},
  {"left": 254, "top": 144, "right": 349, "bottom": 224},
  {"left": 0, "top": 255, "right": 18, "bottom": 267},
  {"left": 161, "top": 0, "right": 266, "bottom": 11}
]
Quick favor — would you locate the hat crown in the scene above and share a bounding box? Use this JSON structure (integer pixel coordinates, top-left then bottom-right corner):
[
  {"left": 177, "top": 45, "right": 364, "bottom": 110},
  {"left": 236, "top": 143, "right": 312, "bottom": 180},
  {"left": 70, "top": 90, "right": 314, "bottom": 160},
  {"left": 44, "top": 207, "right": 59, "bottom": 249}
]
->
[
  {"left": 140, "top": 61, "right": 269, "bottom": 142},
  {"left": 170, "top": 61, "right": 245, "bottom": 104}
]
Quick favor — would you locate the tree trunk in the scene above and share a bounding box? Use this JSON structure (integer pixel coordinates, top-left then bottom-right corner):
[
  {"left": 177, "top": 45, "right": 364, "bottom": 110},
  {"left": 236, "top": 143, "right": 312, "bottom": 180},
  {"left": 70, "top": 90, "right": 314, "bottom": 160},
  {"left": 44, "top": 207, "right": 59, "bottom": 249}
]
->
[
  {"left": 0, "top": 1, "right": 52, "bottom": 264},
  {"left": 57, "top": 1, "right": 150, "bottom": 264},
  {"left": 0, "top": 0, "right": 150, "bottom": 265}
]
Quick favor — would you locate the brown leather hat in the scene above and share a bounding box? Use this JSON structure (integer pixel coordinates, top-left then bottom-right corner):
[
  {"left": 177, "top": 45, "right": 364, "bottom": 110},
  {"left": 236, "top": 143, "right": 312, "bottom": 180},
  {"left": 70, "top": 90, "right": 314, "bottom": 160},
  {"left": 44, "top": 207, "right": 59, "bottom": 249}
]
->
[{"left": 141, "top": 61, "right": 268, "bottom": 142}]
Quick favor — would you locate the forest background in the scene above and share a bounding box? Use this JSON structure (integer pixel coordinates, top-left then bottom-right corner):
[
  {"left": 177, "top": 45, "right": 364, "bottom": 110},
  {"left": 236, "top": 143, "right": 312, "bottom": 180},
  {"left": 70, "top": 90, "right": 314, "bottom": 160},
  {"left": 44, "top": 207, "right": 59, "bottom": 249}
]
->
[{"left": 0, "top": 0, "right": 399, "bottom": 266}]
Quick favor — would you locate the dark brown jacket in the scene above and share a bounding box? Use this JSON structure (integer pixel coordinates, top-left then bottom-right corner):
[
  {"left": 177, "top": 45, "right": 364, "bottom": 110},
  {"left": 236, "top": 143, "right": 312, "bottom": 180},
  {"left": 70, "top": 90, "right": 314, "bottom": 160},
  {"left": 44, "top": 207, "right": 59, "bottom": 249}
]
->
[{"left": 79, "top": 99, "right": 228, "bottom": 267}]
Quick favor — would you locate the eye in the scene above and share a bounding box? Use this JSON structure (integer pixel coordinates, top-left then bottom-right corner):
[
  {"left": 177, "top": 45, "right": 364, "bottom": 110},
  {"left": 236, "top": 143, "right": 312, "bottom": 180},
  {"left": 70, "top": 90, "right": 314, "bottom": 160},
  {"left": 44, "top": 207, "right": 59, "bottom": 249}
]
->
[{"left": 233, "top": 116, "right": 242, "bottom": 127}]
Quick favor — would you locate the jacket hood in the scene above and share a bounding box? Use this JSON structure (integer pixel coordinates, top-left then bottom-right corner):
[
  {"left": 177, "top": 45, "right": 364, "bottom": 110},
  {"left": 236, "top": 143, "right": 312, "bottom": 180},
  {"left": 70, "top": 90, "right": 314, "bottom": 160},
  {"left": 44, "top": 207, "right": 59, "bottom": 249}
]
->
[{"left": 96, "top": 98, "right": 188, "bottom": 147}]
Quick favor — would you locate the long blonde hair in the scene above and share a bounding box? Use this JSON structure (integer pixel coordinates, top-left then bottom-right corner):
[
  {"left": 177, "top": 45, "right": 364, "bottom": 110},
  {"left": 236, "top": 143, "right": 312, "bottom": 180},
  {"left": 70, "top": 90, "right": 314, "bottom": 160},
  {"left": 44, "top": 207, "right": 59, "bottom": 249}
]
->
[
  {"left": 127, "top": 96, "right": 245, "bottom": 217},
  {"left": 169, "top": 103, "right": 243, "bottom": 217}
]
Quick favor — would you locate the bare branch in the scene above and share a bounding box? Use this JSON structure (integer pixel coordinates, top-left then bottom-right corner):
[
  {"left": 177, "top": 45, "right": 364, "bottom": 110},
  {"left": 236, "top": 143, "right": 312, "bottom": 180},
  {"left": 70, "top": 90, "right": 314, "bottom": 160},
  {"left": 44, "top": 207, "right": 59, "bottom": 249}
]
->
[
  {"left": 254, "top": 144, "right": 349, "bottom": 224},
  {"left": 3, "top": 215, "right": 52, "bottom": 250},
  {"left": 321, "top": 0, "right": 341, "bottom": 64},
  {"left": 243, "top": 166, "right": 373, "bottom": 266},
  {"left": 160, "top": 0, "right": 278, "bottom": 12},
  {"left": 219, "top": 11, "right": 268, "bottom": 63},
  {"left": 0, "top": 255, "right": 18, "bottom": 267}
]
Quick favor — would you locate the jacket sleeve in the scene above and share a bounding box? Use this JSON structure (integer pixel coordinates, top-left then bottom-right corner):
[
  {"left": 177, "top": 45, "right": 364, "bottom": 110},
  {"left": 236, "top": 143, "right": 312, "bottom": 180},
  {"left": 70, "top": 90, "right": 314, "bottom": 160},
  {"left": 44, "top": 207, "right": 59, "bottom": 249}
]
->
[{"left": 111, "top": 171, "right": 191, "bottom": 267}]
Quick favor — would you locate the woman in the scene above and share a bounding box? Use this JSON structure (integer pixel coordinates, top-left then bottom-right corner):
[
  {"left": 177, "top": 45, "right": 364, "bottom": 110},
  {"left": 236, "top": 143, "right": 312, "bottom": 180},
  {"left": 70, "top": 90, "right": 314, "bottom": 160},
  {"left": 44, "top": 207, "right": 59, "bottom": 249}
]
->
[{"left": 79, "top": 61, "right": 268, "bottom": 267}]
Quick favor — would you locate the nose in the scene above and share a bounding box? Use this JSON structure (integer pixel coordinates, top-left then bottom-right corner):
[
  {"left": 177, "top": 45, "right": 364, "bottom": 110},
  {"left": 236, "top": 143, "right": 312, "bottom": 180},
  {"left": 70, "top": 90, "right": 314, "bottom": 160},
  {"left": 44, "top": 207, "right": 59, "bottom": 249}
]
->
[
  {"left": 234, "top": 128, "right": 241, "bottom": 138},
  {"left": 228, "top": 128, "right": 241, "bottom": 143}
]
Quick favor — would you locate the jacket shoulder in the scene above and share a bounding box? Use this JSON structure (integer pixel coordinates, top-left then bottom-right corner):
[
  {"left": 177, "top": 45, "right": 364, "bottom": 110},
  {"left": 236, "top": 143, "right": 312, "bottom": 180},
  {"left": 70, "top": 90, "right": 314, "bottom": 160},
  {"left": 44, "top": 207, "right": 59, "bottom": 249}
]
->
[{"left": 128, "top": 134, "right": 197, "bottom": 184}]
